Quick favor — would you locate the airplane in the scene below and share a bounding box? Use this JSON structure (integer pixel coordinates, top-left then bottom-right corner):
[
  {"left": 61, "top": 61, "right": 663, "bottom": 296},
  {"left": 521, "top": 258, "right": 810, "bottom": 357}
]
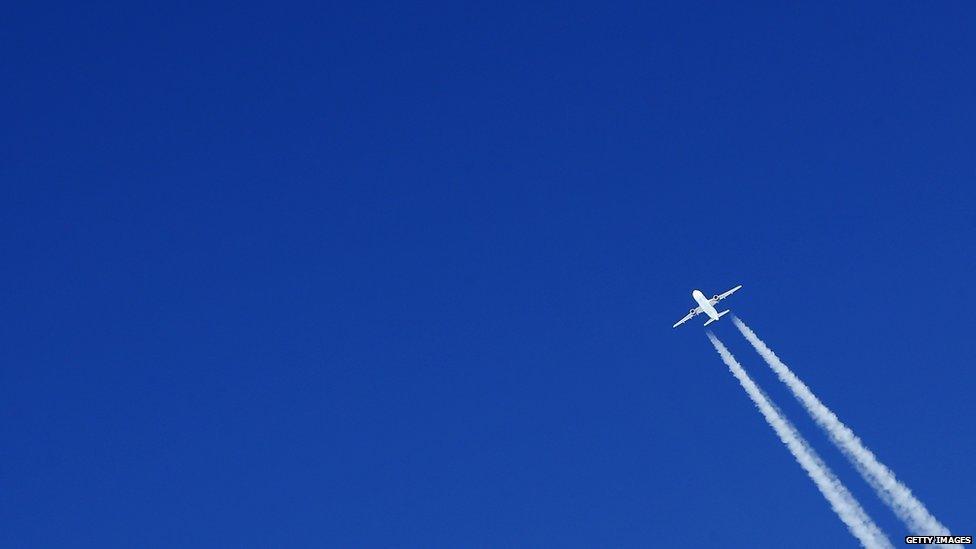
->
[{"left": 672, "top": 285, "right": 742, "bottom": 328}]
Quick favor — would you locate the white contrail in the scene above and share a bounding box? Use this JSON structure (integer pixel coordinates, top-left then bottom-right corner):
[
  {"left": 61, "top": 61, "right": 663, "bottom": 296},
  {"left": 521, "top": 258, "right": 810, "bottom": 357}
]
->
[
  {"left": 707, "top": 333, "right": 893, "bottom": 549},
  {"left": 732, "top": 316, "right": 954, "bottom": 541}
]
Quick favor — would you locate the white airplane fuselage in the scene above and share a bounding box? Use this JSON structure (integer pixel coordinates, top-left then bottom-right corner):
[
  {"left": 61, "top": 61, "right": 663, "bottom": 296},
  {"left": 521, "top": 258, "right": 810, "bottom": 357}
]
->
[{"left": 692, "top": 289, "right": 720, "bottom": 320}]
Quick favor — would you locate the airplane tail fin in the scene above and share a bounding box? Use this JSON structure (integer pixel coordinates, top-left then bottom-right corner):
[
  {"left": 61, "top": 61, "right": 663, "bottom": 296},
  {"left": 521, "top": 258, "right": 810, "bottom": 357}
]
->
[{"left": 703, "top": 310, "right": 730, "bottom": 326}]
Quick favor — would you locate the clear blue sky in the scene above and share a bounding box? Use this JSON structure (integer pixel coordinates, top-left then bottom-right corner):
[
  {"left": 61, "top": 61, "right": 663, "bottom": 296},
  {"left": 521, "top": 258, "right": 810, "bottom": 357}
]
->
[{"left": 3, "top": 2, "right": 974, "bottom": 547}]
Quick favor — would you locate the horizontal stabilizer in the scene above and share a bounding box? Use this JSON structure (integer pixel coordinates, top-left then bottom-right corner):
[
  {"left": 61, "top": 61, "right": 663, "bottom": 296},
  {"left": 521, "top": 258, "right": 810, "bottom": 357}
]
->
[{"left": 703, "top": 310, "right": 731, "bottom": 326}]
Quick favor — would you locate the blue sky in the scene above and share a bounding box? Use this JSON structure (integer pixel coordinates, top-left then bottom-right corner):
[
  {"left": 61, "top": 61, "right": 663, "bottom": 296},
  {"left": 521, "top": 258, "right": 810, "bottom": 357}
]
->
[{"left": 3, "top": 2, "right": 975, "bottom": 547}]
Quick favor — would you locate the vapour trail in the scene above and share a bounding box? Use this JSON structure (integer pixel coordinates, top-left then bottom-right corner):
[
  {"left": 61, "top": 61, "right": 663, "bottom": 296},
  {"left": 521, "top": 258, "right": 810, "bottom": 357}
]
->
[
  {"left": 707, "top": 333, "right": 893, "bottom": 549},
  {"left": 732, "top": 316, "right": 953, "bottom": 541}
]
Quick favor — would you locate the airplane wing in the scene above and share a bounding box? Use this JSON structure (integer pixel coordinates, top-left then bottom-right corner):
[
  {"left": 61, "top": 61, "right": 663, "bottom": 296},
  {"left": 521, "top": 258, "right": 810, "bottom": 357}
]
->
[
  {"left": 672, "top": 307, "right": 701, "bottom": 328},
  {"left": 709, "top": 284, "right": 742, "bottom": 304}
]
